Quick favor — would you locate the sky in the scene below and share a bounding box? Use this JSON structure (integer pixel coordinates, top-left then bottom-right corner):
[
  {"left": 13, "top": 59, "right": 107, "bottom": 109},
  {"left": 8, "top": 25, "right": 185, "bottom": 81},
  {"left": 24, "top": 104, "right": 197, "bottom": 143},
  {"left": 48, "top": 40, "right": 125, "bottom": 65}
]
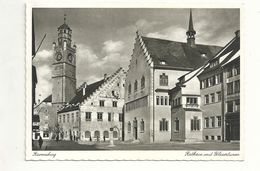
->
[{"left": 32, "top": 8, "right": 240, "bottom": 102}]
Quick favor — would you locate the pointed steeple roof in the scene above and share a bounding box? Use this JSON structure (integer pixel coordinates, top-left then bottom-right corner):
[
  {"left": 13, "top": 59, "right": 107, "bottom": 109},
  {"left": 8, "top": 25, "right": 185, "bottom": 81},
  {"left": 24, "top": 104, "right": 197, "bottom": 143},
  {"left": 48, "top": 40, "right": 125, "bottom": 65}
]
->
[
  {"left": 58, "top": 14, "right": 71, "bottom": 31},
  {"left": 188, "top": 9, "right": 195, "bottom": 32}
]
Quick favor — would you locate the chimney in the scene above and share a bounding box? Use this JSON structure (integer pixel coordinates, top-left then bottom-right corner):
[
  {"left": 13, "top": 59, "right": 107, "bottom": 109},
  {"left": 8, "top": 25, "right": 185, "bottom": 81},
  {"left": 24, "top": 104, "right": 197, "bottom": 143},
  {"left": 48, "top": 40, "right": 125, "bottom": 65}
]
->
[
  {"left": 38, "top": 99, "right": 40, "bottom": 104},
  {"left": 83, "top": 83, "right": 87, "bottom": 96},
  {"left": 104, "top": 74, "right": 107, "bottom": 80}
]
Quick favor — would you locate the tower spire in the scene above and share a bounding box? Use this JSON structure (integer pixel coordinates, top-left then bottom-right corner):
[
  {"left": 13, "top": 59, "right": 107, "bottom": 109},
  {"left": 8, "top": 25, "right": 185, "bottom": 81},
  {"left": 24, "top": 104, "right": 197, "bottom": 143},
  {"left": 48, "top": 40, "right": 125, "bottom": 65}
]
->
[
  {"left": 64, "top": 14, "right": 66, "bottom": 24},
  {"left": 186, "top": 9, "right": 196, "bottom": 46}
]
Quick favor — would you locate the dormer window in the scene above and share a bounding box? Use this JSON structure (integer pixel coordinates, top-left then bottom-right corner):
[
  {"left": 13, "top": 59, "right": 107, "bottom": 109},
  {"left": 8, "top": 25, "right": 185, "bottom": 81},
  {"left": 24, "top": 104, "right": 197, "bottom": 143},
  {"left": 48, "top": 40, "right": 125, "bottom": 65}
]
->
[
  {"left": 210, "top": 60, "right": 219, "bottom": 68},
  {"left": 201, "top": 53, "right": 207, "bottom": 59},
  {"left": 160, "top": 73, "right": 168, "bottom": 86},
  {"left": 160, "top": 60, "right": 166, "bottom": 65}
]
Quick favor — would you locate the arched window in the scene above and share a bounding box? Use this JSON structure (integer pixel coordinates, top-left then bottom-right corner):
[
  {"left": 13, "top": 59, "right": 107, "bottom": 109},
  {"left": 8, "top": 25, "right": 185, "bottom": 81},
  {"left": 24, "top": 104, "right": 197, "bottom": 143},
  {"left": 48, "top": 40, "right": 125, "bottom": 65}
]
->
[
  {"left": 94, "top": 130, "right": 100, "bottom": 138},
  {"left": 127, "top": 121, "right": 131, "bottom": 133},
  {"left": 113, "top": 131, "right": 118, "bottom": 138},
  {"left": 85, "top": 131, "right": 91, "bottom": 138},
  {"left": 103, "top": 131, "right": 109, "bottom": 138},
  {"left": 128, "top": 84, "right": 131, "bottom": 94},
  {"left": 134, "top": 80, "right": 138, "bottom": 92},
  {"left": 141, "top": 76, "right": 145, "bottom": 89},
  {"left": 140, "top": 119, "right": 145, "bottom": 132}
]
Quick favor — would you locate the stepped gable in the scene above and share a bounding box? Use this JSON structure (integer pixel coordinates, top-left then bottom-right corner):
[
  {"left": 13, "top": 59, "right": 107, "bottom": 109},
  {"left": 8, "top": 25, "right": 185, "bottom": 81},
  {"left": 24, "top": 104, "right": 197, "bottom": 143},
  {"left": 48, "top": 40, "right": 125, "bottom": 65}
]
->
[
  {"left": 140, "top": 36, "right": 222, "bottom": 70},
  {"left": 57, "top": 67, "right": 124, "bottom": 113}
]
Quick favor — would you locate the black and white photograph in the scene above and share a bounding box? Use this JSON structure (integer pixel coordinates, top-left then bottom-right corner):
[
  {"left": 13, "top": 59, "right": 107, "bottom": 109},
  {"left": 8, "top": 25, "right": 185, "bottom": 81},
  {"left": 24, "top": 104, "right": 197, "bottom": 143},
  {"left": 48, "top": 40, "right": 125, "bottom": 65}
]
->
[{"left": 27, "top": 4, "right": 242, "bottom": 160}]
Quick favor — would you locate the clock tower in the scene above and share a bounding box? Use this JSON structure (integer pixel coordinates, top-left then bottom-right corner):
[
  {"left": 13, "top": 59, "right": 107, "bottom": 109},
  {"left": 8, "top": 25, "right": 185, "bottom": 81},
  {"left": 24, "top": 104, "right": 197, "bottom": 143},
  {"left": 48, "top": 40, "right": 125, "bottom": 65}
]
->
[{"left": 52, "top": 15, "right": 77, "bottom": 111}]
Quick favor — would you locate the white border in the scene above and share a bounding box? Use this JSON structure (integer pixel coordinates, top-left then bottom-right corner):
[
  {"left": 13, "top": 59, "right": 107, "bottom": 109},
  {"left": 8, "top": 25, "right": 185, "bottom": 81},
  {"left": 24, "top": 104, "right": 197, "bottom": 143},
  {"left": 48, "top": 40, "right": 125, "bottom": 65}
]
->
[{"left": 26, "top": 1, "right": 244, "bottom": 160}]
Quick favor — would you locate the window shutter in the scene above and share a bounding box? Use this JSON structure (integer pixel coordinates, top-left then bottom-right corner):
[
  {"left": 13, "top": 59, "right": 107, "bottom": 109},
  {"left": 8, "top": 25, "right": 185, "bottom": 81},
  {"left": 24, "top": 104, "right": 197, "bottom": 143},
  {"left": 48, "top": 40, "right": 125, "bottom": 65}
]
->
[
  {"left": 160, "top": 121, "right": 162, "bottom": 131},
  {"left": 197, "top": 119, "right": 200, "bottom": 130}
]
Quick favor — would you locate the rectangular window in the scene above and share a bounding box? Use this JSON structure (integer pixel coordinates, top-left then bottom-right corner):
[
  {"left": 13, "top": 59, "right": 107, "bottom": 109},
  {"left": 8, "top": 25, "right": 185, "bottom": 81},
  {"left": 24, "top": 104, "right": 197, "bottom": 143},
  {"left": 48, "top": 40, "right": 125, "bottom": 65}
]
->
[
  {"left": 99, "top": 100, "right": 105, "bottom": 107},
  {"left": 217, "top": 136, "right": 221, "bottom": 140},
  {"left": 211, "top": 116, "right": 215, "bottom": 127},
  {"left": 108, "top": 113, "right": 111, "bottom": 121},
  {"left": 217, "top": 91, "right": 222, "bottom": 102},
  {"left": 234, "top": 99, "right": 240, "bottom": 112},
  {"left": 205, "top": 117, "right": 209, "bottom": 128},
  {"left": 205, "top": 136, "right": 209, "bottom": 140},
  {"left": 161, "top": 96, "right": 164, "bottom": 105},
  {"left": 234, "top": 80, "right": 240, "bottom": 93},
  {"left": 227, "top": 101, "right": 234, "bottom": 112},
  {"left": 67, "top": 114, "right": 70, "bottom": 123},
  {"left": 165, "top": 96, "right": 168, "bottom": 105},
  {"left": 215, "top": 74, "right": 221, "bottom": 84},
  {"left": 211, "top": 93, "right": 215, "bottom": 103},
  {"left": 227, "top": 82, "right": 233, "bottom": 95},
  {"left": 227, "top": 68, "right": 233, "bottom": 78},
  {"left": 71, "top": 113, "right": 74, "bottom": 123},
  {"left": 159, "top": 118, "right": 169, "bottom": 131},
  {"left": 191, "top": 117, "right": 200, "bottom": 131},
  {"left": 159, "top": 73, "right": 168, "bottom": 86},
  {"left": 175, "top": 118, "right": 180, "bottom": 132},
  {"left": 156, "top": 96, "right": 159, "bottom": 105},
  {"left": 211, "top": 136, "right": 215, "bottom": 140},
  {"left": 119, "top": 113, "right": 123, "bottom": 122},
  {"left": 97, "top": 112, "right": 103, "bottom": 121},
  {"left": 113, "top": 101, "right": 117, "bottom": 107},
  {"left": 205, "top": 95, "right": 209, "bottom": 104},
  {"left": 233, "top": 65, "right": 240, "bottom": 76},
  {"left": 217, "top": 116, "right": 221, "bottom": 127},
  {"left": 59, "top": 115, "right": 61, "bottom": 123},
  {"left": 178, "top": 97, "right": 181, "bottom": 106},
  {"left": 85, "top": 112, "right": 91, "bottom": 121},
  {"left": 140, "top": 119, "right": 145, "bottom": 133}
]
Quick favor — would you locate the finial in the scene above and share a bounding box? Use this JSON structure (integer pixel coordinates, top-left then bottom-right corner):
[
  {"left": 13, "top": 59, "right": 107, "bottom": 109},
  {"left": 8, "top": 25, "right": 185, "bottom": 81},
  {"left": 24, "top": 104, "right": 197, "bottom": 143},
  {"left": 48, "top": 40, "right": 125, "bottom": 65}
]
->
[{"left": 64, "top": 14, "right": 66, "bottom": 24}]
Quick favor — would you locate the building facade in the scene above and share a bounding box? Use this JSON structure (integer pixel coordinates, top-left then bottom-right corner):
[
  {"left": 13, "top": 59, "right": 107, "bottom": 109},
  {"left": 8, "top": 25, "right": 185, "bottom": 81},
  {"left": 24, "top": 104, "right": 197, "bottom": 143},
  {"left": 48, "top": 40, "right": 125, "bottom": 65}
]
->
[
  {"left": 198, "top": 31, "right": 240, "bottom": 142},
  {"left": 58, "top": 68, "right": 126, "bottom": 142},
  {"left": 124, "top": 10, "right": 222, "bottom": 143},
  {"left": 169, "top": 67, "right": 204, "bottom": 142},
  {"left": 33, "top": 96, "right": 56, "bottom": 139}
]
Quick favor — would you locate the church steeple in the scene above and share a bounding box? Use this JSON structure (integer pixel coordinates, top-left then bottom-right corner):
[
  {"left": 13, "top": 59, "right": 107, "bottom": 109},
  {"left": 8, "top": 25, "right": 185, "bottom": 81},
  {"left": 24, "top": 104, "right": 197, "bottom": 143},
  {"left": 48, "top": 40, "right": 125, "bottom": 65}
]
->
[{"left": 186, "top": 9, "right": 196, "bottom": 46}]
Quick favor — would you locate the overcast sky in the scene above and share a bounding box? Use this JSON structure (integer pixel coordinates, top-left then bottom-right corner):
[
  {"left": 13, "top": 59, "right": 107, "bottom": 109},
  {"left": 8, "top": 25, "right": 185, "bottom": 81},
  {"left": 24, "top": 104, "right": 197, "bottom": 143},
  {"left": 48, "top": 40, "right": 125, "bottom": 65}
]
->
[{"left": 32, "top": 8, "right": 239, "bottom": 101}]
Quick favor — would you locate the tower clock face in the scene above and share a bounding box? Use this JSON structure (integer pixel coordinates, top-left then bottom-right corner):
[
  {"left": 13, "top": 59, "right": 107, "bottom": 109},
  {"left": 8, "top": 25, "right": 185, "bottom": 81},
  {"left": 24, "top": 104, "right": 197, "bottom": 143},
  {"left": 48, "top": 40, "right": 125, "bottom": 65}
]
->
[
  {"left": 56, "top": 53, "right": 62, "bottom": 61},
  {"left": 68, "top": 54, "right": 73, "bottom": 63}
]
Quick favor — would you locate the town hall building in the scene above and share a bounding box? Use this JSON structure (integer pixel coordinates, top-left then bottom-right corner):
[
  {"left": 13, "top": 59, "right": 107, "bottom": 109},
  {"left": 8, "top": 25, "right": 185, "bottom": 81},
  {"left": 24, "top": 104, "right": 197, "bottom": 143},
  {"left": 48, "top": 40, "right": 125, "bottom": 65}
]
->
[{"left": 124, "top": 10, "right": 222, "bottom": 143}]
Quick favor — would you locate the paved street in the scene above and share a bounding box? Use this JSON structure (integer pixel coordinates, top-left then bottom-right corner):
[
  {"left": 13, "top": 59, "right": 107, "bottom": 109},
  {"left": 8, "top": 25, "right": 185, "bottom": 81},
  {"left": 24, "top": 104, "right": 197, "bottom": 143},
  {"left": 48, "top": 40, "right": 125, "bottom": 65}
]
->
[{"left": 32, "top": 140, "right": 239, "bottom": 151}]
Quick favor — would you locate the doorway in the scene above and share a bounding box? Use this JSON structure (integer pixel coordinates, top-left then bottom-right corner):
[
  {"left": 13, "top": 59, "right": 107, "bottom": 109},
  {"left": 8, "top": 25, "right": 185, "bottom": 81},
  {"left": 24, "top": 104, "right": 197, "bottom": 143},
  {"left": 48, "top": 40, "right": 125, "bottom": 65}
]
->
[{"left": 133, "top": 118, "right": 138, "bottom": 140}]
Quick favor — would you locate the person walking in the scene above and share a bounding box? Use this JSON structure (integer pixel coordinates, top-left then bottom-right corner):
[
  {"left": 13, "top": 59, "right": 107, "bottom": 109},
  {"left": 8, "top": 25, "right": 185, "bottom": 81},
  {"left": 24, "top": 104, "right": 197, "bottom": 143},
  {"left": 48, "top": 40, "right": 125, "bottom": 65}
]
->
[{"left": 38, "top": 136, "right": 43, "bottom": 149}]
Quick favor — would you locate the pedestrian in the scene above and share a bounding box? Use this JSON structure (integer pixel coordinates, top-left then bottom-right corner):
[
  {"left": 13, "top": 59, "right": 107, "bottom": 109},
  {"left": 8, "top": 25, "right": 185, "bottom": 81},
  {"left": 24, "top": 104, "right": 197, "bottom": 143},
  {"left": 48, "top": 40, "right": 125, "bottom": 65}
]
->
[
  {"left": 38, "top": 136, "right": 43, "bottom": 149},
  {"left": 74, "top": 135, "right": 76, "bottom": 141},
  {"left": 56, "top": 134, "right": 59, "bottom": 142},
  {"left": 90, "top": 136, "right": 92, "bottom": 142},
  {"left": 103, "top": 135, "right": 106, "bottom": 142}
]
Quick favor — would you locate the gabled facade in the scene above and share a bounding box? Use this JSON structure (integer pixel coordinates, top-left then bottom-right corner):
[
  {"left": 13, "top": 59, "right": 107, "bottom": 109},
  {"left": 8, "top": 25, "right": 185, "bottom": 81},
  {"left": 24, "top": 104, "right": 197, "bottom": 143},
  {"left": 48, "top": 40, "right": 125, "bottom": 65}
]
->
[
  {"left": 124, "top": 10, "right": 222, "bottom": 143},
  {"left": 57, "top": 68, "right": 126, "bottom": 141}
]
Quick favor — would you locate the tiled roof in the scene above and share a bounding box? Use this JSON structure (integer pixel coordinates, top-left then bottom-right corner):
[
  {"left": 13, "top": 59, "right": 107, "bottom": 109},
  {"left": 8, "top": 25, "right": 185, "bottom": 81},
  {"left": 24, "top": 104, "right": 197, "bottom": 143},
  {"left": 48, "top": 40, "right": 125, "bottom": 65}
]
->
[
  {"left": 57, "top": 79, "right": 105, "bottom": 113},
  {"left": 141, "top": 36, "right": 222, "bottom": 69},
  {"left": 200, "top": 32, "right": 240, "bottom": 74},
  {"left": 69, "top": 79, "right": 105, "bottom": 104}
]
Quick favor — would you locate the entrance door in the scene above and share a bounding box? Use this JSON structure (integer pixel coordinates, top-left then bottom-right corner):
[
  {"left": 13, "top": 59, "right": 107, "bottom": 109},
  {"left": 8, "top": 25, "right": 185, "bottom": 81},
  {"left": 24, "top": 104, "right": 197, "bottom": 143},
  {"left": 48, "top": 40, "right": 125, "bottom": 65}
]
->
[{"left": 133, "top": 118, "right": 138, "bottom": 140}]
